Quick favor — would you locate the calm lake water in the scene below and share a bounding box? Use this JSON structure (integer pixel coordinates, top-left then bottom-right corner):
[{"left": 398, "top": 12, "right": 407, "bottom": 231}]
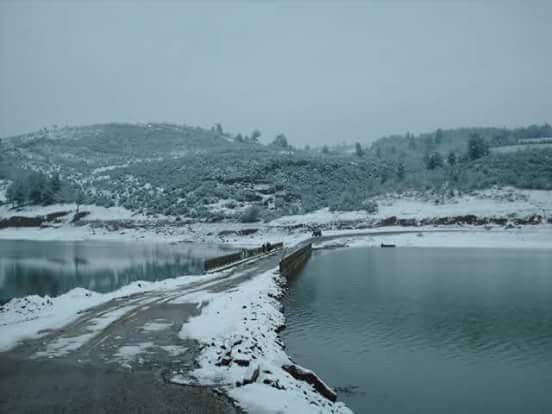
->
[
  {"left": 283, "top": 247, "right": 552, "bottom": 414},
  {"left": 0, "top": 239, "right": 232, "bottom": 303}
]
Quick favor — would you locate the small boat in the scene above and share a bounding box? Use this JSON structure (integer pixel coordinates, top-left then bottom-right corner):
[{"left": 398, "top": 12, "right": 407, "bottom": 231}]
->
[{"left": 380, "top": 243, "right": 396, "bottom": 248}]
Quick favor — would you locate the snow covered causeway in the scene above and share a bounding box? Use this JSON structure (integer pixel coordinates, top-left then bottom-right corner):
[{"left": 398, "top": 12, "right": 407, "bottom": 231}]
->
[
  {"left": 0, "top": 251, "right": 351, "bottom": 413},
  {"left": 173, "top": 268, "right": 352, "bottom": 413}
]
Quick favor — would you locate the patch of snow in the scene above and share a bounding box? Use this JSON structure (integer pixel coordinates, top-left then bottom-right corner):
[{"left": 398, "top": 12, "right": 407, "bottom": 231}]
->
[
  {"left": 34, "top": 304, "right": 138, "bottom": 358},
  {"left": 115, "top": 341, "right": 155, "bottom": 364},
  {"left": 174, "top": 268, "right": 352, "bottom": 413},
  {"left": 269, "top": 207, "right": 368, "bottom": 227},
  {"left": 141, "top": 320, "right": 173, "bottom": 332},
  {"left": 92, "top": 163, "right": 130, "bottom": 174},
  {"left": 270, "top": 188, "right": 552, "bottom": 228},
  {"left": 160, "top": 345, "right": 188, "bottom": 357},
  {"left": 0, "top": 203, "right": 152, "bottom": 222},
  {"left": 311, "top": 226, "right": 552, "bottom": 250}
]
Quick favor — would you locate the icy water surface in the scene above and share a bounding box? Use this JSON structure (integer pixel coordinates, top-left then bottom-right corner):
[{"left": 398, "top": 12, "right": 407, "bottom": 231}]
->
[
  {"left": 283, "top": 247, "right": 552, "bottom": 414},
  {"left": 0, "top": 240, "right": 233, "bottom": 302}
]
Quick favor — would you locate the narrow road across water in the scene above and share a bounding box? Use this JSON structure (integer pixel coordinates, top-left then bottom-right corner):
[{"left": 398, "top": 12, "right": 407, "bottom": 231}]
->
[{"left": 0, "top": 250, "right": 282, "bottom": 414}]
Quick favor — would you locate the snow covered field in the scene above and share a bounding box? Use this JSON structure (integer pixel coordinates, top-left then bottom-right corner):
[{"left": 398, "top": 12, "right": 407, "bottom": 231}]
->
[
  {"left": 1, "top": 188, "right": 550, "bottom": 246},
  {"left": 315, "top": 226, "right": 552, "bottom": 250},
  {"left": 0, "top": 202, "right": 152, "bottom": 221},
  {"left": 271, "top": 188, "right": 552, "bottom": 227}
]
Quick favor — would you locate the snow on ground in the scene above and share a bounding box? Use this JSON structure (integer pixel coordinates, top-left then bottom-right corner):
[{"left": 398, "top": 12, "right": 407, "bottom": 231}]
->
[
  {"left": 374, "top": 188, "right": 552, "bottom": 220},
  {"left": 141, "top": 320, "right": 173, "bottom": 332},
  {"left": 173, "top": 268, "right": 352, "bottom": 414},
  {"left": 160, "top": 345, "right": 188, "bottom": 357},
  {"left": 270, "top": 188, "right": 552, "bottom": 227},
  {"left": 0, "top": 222, "right": 176, "bottom": 242},
  {"left": 315, "top": 226, "right": 552, "bottom": 250},
  {"left": 34, "top": 303, "right": 139, "bottom": 358},
  {"left": 115, "top": 342, "right": 155, "bottom": 366},
  {"left": 92, "top": 163, "right": 130, "bottom": 175},
  {"left": 1, "top": 188, "right": 551, "bottom": 248},
  {"left": 0, "top": 203, "right": 152, "bottom": 221},
  {"left": 0, "top": 272, "right": 223, "bottom": 352},
  {"left": 0, "top": 212, "right": 295, "bottom": 245},
  {"left": 269, "top": 208, "right": 366, "bottom": 227}
]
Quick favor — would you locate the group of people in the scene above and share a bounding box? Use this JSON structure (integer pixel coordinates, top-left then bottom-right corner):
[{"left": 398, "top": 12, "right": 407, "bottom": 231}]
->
[{"left": 240, "top": 242, "right": 273, "bottom": 260}]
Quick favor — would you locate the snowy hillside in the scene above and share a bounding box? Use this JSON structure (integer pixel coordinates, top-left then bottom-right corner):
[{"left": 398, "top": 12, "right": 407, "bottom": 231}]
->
[{"left": 1, "top": 123, "right": 552, "bottom": 221}]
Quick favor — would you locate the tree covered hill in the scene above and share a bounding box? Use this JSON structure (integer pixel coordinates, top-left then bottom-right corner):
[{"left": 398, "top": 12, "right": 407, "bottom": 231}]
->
[
  {"left": 1, "top": 123, "right": 236, "bottom": 173},
  {"left": 1, "top": 122, "right": 551, "bottom": 220}
]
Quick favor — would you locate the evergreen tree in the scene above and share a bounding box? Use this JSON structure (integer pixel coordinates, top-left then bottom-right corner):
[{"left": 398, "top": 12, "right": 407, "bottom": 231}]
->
[
  {"left": 435, "top": 128, "right": 443, "bottom": 145},
  {"left": 447, "top": 151, "right": 457, "bottom": 166},
  {"left": 397, "top": 162, "right": 405, "bottom": 180},
  {"left": 6, "top": 178, "right": 26, "bottom": 206},
  {"left": 467, "top": 133, "right": 489, "bottom": 160},
  {"left": 213, "top": 123, "right": 224, "bottom": 135},
  {"left": 272, "top": 134, "right": 288, "bottom": 148},
  {"left": 50, "top": 173, "right": 61, "bottom": 193},
  {"left": 28, "top": 172, "right": 48, "bottom": 204},
  {"left": 41, "top": 173, "right": 62, "bottom": 205},
  {"left": 426, "top": 152, "right": 444, "bottom": 170},
  {"left": 407, "top": 133, "right": 416, "bottom": 150},
  {"left": 251, "top": 129, "right": 261, "bottom": 142},
  {"left": 75, "top": 189, "right": 86, "bottom": 213}
]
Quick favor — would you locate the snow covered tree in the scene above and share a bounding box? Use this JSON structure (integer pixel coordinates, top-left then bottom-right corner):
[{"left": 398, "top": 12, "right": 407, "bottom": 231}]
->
[
  {"left": 397, "top": 162, "right": 405, "bottom": 180},
  {"left": 272, "top": 134, "right": 288, "bottom": 148},
  {"left": 240, "top": 205, "right": 261, "bottom": 222},
  {"left": 467, "top": 134, "right": 489, "bottom": 160},
  {"left": 40, "top": 173, "right": 62, "bottom": 205},
  {"left": 355, "top": 142, "right": 364, "bottom": 157},
  {"left": 50, "top": 173, "right": 61, "bottom": 194},
  {"left": 426, "top": 152, "right": 444, "bottom": 170},
  {"left": 28, "top": 172, "right": 48, "bottom": 204},
  {"left": 447, "top": 151, "right": 457, "bottom": 166},
  {"left": 6, "top": 178, "right": 26, "bottom": 206},
  {"left": 251, "top": 129, "right": 261, "bottom": 142}
]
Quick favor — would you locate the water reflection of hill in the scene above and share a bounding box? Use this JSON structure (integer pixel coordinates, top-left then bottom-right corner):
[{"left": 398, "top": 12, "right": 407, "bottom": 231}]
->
[{"left": 0, "top": 240, "right": 232, "bottom": 302}]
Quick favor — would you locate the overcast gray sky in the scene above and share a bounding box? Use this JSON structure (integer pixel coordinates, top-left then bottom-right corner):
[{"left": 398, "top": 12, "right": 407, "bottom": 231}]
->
[{"left": 1, "top": 0, "right": 551, "bottom": 145}]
